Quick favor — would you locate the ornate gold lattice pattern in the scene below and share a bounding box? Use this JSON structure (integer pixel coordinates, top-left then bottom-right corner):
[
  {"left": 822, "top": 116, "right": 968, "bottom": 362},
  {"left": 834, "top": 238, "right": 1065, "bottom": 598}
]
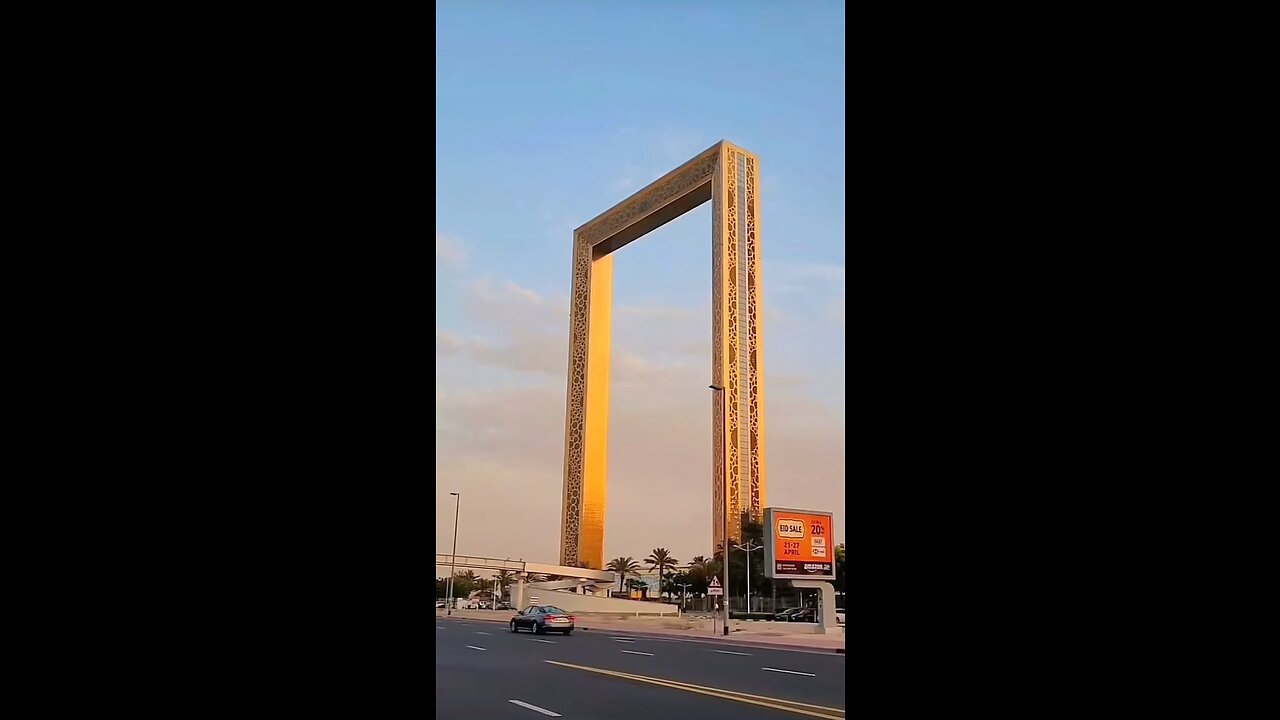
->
[{"left": 561, "top": 141, "right": 765, "bottom": 568}]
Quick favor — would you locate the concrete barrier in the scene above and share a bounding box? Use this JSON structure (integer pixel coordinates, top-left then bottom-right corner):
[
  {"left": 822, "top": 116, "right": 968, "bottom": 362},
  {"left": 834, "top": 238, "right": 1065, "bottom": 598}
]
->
[{"left": 514, "top": 589, "right": 680, "bottom": 616}]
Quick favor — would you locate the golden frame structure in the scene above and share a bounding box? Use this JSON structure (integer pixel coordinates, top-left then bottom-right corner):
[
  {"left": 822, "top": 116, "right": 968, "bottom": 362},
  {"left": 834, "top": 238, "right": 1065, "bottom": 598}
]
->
[{"left": 560, "top": 140, "right": 766, "bottom": 569}]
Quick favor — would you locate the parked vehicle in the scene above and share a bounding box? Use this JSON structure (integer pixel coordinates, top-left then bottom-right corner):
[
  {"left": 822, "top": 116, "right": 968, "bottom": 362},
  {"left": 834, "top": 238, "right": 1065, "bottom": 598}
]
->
[
  {"left": 774, "top": 607, "right": 803, "bottom": 621},
  {"left": 435, "top": 600, "right": 446, "bottom": 608},
  {"left": 835, "top": 608, "right": 845, "bottom": 624},
  {"left": 510, "top": 605, "right": 575, "bottom": 635},
  {"left": 789, "top": 608, "right": 817, "bottom": 623}
]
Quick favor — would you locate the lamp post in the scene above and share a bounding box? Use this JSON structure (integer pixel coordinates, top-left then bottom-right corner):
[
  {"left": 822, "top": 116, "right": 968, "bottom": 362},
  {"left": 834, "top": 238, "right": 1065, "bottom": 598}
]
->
[
  {"left": 447, "top": 492, "right": 460, "bottom": 616},
  {"left": 733, "top": 540, "right": 763, "bottom": 612},
  {"left": 709, "top": 383, "right": 729, "bottom": 635},
  {"left": 677, "top": 582, "right": 691, "bottom": 612}
]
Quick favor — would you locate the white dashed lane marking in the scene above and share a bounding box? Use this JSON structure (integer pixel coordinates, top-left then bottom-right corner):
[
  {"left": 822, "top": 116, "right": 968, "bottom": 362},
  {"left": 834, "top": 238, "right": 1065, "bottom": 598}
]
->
[
  {"left": 714, "top": 650, "right": 753, "bottom": 656},
  {"left": 762, "top": 667, "right": 815, "bottom": 676},
  {"left": 620, "top": 650, "right": 654, "bottom": 656},
  {"left": 508, "top": 700, "right": 561, "bottom": 716},
  {"left": 531, "top": 639, "right": 557, "bottom": 644},
  {"left": 466, "top": 645, "right": 486, "bottom": 651}
]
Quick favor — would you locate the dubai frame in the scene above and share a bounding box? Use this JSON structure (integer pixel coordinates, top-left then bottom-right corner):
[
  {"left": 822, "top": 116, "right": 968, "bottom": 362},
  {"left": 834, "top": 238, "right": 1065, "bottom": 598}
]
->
[{"left": 560, "top": 140, "right": 766, "bottom": 570}]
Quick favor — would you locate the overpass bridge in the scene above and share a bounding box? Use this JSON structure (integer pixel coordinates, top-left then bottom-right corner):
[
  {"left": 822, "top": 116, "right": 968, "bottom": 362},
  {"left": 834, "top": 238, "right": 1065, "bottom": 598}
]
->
[
  {"left": 435, "top": 553, "right": 679, "bottom": 616},
  {"left": 434, "top": 554, "right": 614, "bottom": 584}
]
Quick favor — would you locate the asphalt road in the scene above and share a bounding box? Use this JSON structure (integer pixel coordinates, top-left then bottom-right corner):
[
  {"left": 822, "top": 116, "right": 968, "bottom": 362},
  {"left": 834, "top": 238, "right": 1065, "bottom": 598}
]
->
[{"left": 436, "top": 617, "right": 845, "bottom": 719}]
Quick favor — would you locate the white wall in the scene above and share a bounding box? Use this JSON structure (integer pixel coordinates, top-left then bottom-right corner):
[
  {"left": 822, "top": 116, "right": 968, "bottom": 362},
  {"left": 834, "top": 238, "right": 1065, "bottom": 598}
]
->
[{"left": 514, "top": 582, "right": 679, "bottom": 615}]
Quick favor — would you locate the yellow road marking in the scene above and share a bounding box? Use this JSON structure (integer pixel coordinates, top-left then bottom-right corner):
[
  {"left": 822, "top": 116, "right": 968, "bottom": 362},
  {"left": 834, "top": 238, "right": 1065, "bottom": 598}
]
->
[
  {"left": 544, "top": 660, "right": 843, "bottom": 719},
  {"left": 597, "top": 670, "right": 844, "bottom": 712}
]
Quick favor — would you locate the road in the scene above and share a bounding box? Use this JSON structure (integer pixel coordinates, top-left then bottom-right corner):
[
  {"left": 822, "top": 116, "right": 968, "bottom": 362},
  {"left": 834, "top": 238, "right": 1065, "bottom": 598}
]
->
[{"left": 436, "top": 616, "right": 845, "bottom": 719}]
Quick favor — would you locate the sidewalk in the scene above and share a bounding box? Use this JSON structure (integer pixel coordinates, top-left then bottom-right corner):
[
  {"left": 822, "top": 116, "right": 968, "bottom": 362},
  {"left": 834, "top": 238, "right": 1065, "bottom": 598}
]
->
[{"left": 436, "top": 609, "right": 846, "bottom": 654}]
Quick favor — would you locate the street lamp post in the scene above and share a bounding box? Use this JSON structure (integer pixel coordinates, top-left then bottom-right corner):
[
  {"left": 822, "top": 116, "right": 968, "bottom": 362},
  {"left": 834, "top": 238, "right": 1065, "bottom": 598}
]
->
[
  {"left": 447, "top": 492, "right": 460, "bottom": 616},
  {"left": 709, "top": 383, "right": 729, "bottom": 636},
  {"left": 733, "top": 540, "right": 763, "bottom": 612},
  {"left": 677, "top": 582, "right": 691, "bottom": 612}
]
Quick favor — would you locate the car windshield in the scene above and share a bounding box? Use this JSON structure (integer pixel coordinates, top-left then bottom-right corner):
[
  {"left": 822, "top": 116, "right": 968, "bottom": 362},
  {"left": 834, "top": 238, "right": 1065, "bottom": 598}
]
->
[{"left": 540, "top": 606, "right": 567, "bottom": 615}]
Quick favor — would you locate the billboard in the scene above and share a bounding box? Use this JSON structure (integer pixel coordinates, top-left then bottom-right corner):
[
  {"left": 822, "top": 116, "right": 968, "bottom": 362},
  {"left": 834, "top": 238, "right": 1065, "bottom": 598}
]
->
[{"left": 763, "top": 507, "right": 835, "bottom": 580}]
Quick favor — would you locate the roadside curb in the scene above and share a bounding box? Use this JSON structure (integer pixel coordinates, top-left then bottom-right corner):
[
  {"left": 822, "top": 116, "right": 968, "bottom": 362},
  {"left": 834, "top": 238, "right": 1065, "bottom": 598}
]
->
[
  {"left": 436, "top": 614, "right": 843, "bottom": 654},
  {"left": 578, "top": 626, "right": 846, "bottom": 654}
]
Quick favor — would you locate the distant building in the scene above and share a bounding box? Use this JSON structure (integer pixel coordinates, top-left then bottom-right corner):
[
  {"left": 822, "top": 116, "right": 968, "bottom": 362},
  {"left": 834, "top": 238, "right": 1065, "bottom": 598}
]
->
[{"left": 632, "top": 564, "right": 693, "bottom": 598}]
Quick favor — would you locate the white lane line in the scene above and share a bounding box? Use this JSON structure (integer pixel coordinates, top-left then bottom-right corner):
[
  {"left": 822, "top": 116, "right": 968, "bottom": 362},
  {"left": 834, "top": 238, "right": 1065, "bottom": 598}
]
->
[
  {"left": 436, "top": 626, "right": 444, "bottom": 630},
  {"left": 714, "top": 650, "right": 753, "bottom": 656},
  {"left": 530, "top": 638, "right": 557, "bottom": 644},
  {"left": 762, "top": 667, "right": 815, "bottom": 676},
  {"left": 476, "top": 631, "right": 493, "bottom": 635},
  {"left": 466, "top": 645, "right": 487, "bottom": 651},
  {"left": 612, "top": 638, "right": 636, "bottom": 643},
  {"left": 508, "top": 699, "right": 561, "bottom": 717},
  {"left": 620, "top": 650, "right": 654, "bottom": 656}
]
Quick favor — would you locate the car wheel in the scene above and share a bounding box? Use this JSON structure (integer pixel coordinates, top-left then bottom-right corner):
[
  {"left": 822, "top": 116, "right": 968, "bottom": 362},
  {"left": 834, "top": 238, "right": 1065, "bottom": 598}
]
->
[
  {"left": 510, "top": 621, "right": 518, "bottom": 633},
  {"left": 535, "top": 622, "right": 545, "bottom": 635},
  {"left": 563, "top": 629, "right": 573, "bottom": 636}
]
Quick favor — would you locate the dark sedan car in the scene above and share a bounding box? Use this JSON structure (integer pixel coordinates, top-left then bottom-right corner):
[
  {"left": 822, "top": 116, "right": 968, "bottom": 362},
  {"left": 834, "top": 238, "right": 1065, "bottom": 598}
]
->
[
  {"left": 790, "top": 608, "right": 817, "bottom": 623},
  {"left": 510, "top": 605, "right": 575, "bottom": 635},
  {"left": 774, "top": 607, "right": 803, "bottom": 621}
]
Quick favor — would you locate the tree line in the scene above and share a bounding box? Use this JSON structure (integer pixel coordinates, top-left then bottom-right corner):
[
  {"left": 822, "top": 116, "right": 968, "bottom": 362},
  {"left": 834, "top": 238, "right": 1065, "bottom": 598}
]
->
[{"left": 435, "top": 520, "right": 846, "bottom": 602}]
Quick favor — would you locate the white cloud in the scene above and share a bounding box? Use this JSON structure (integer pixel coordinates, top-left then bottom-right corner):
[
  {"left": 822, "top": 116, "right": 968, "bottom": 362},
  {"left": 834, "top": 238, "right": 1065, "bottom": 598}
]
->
[
  {"left": 437, "top": 233, "right": 468, "bottom": 267},
  {"left": 435, "top": 348, "right": 844, "bottom": 566},
  {"left": 436, "top": 275, "right": 844, "bottom": 566},
  {"left": 464, "top": 275, "right": 568, "bottom": 331},
  {"left": 436, "top": 329, "right": 464, "bottom": 353},
  {"left": 437, "top": 328, "right": 567, "bottom": 376}
]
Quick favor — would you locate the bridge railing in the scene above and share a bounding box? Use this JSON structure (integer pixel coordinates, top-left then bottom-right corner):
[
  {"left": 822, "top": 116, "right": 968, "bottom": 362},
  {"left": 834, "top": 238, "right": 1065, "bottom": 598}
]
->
[{"left": 435, "top": 554, "right": 526, "bottom": 572}]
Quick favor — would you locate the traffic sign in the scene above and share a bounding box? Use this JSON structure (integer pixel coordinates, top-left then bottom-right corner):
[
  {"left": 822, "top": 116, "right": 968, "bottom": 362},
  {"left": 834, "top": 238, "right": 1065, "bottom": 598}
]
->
[{"left": 708, "top": 576, "right": 723, "bottom": 596}]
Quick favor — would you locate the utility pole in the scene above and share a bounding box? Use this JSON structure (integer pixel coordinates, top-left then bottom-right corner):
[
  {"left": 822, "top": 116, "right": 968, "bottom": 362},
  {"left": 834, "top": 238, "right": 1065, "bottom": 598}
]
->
[
  {"left": 733, "top": 540, "right": 763, "bottom": 612},
  {"left": 447, "top": 492, "right": 460, "bottom": 616}
]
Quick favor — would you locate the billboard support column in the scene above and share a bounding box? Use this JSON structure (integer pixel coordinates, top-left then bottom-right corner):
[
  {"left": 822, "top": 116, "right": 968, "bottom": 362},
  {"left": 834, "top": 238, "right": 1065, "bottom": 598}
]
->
[
  {"left": 792, "top": 579, "right": 839, "bottom": 633},
  {"left": 514, "top": 577, "right": 526, "bottom": 610}
]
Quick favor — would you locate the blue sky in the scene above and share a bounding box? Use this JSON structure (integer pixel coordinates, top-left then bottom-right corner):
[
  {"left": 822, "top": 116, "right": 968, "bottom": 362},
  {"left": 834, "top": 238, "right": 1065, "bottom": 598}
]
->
[{"left": 436, "top": 1, "right": 845, "bottom": 570}]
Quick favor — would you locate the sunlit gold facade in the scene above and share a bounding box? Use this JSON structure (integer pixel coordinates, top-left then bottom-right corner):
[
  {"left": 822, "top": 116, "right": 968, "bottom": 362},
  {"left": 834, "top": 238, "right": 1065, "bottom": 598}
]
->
[{"left": 560, "top": 140, "right": 766, "bottom": 569}]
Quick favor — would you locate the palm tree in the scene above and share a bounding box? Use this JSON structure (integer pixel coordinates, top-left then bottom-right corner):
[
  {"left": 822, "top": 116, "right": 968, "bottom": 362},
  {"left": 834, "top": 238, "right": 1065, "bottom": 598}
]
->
[
  {"left": 645, "top": 548, "right": 679, "bottom": 601},
  {"left": 834, "top": 543, "right": 846, "bottom": 593},
  {"left": 606, "top": 556, "right": 641, "bottom": 592},
  {"left": 494, "top": 570, "right": 515, "bottom": 602},
  {"left": 451, "top": 570, "right": 480, "bottom": 597}
]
